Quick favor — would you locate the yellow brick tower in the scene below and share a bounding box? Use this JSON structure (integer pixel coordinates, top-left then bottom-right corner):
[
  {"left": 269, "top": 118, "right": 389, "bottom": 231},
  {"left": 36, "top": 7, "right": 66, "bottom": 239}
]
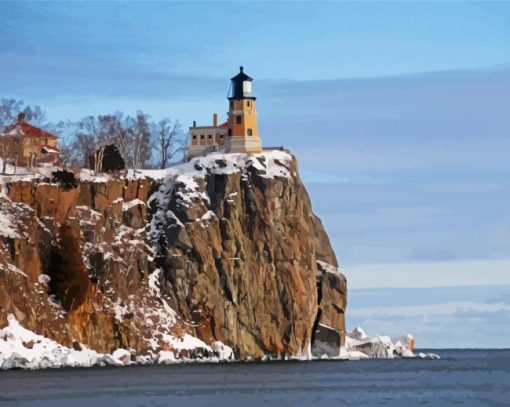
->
[{"left": 224, "top": 66, "right": 262, "bottom": 154}]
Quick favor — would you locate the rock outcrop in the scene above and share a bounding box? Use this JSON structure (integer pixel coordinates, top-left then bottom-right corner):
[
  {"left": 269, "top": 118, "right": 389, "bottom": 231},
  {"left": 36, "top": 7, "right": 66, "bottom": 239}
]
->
[{"left": 0, "top": 151, "right": 346, "bottom": 361}]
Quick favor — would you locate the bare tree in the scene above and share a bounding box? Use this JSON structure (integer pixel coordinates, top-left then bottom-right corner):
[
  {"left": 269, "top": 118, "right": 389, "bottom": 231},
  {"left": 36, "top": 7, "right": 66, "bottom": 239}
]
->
[
  {"left": 110, "top": 112, "right": 132, "bottom": 166},
  {"left": 131, "top": 111, "right": 151, "bottom": 171},
  {"left": 53, "top": 120, "right": 80, "bottom": 170},
  {"left": 22, "top": 105, "right": 47, "bottom": 127},
  {"left": 0, "top": 141, "right": 14, "bottom": 174},
  {"left": 152, "top": 118, "right": 184, "bottom": 169},
  {"left": 0, "top": 99, "right": 24, "bottom": 132},
  {"left": 74, "top": 116, "right": 106, "bottom": 173},
  {"left": 0, "top": 99, "right": 47, "bottom": 132},
  {"left": 1, "top": 100, "right": 185, "bottom": 173}
]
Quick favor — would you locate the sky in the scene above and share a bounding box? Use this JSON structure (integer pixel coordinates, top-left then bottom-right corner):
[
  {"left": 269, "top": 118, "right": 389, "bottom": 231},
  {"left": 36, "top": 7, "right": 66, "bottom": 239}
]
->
[{"left": 1, "top": 1, "right": 510, "bottom": 347}]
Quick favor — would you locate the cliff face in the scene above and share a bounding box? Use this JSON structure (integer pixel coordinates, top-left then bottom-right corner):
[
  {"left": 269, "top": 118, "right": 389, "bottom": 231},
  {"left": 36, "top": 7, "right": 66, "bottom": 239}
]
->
[{"left": 0, "top": 151, "right": 346, "bottom": 360}]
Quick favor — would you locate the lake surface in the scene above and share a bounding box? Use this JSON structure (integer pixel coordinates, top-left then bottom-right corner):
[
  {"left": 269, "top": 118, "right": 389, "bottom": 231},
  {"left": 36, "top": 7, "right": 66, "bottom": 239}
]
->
[{"left": 0, "top": 349, "right": 509, "bottom": 406}]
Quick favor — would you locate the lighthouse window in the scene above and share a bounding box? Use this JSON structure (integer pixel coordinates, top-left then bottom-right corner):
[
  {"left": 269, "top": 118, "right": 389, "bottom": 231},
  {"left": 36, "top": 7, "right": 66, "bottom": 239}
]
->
[
  {"left": 247, "top": 100, "right": 251, "bottom": 107},
  {"left": 247, "top": 129, "right": 253, "bottom": 136},
  {"left": 236, "top": 115, "right": 242, "bottom": 124},
  {"left": 243, "top": 81, "right": 252, "bottom": 95},
  {"left": 230, "top": 101, "right": 233, "bottom": 109}
]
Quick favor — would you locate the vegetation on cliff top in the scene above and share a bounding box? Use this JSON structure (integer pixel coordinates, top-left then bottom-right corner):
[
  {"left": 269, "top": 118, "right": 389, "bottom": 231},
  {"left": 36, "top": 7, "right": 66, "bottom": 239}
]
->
[{"left": 0, "top": 98, "right": 184, "bottom": 174}]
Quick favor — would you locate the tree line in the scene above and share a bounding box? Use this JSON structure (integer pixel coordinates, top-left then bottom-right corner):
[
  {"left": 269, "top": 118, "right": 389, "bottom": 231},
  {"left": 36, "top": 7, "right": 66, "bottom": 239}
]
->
[{"left": 0, "top": 98, "right": 185, "bottom": 172}]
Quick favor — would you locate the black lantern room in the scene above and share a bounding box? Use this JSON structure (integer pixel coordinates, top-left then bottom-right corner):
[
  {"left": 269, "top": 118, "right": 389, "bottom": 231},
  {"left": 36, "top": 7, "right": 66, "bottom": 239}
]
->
[{"left": 229, "top": 66, "right": 256, "bottom": 100}]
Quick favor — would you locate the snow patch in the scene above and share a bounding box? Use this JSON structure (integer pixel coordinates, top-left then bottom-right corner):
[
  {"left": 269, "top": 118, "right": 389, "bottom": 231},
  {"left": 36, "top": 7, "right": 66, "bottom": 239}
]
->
[
  {"left": 78, "top": 169, "right": 110, "bottom": 182},
  {"left": 163, "top": 333, "right": 212, "bottom": 352},
  {"left": 0, "top": 210, "right": 20, "bottom": 239},
  {"left": 213, "top": 341, "right": 234, "bottom": 360},
  {"left": 123, "top": 198, "right": 145, "bottom": 211},
  {"left": 4, "top": 263, "right": 28, "bottom": 277},
  {"left": 0, "top": 314, "right": 105, "bottom": 369},
  {"left": 156, "top": 350, "right": 176, "bottom": 364},
  {"left": 342, "top": 327, "right": 440, "bottom": 360},
  {"left": 0, "top": 315, "right": 235, "bottom": 370},
  {"left": 147, "top": 151, "right": 292, "bottom": 250},
  {"left": 38, "top": 274, "right": 51, "bottom": 285},
  {"left": 316, "top": 260, "right": 343, "bottom": 276},
  {"left": 111, "top": 348, "right": 132, "bottom": 365}
]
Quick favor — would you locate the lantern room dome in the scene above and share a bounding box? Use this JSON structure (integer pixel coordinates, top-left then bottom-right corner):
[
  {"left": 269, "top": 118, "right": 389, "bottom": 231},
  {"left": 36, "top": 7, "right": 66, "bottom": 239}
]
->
[
  {"left": 229, "top": 66, "right": 256, "bottom": 100},
  {"left": 230, "top": 66, "right": 253, "bottom": 82}
]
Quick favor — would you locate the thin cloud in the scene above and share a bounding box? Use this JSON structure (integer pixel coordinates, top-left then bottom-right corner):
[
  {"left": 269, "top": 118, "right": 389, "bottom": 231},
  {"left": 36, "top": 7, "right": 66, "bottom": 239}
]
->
[
  {"left": 347, "top": 285, "right": 510, "bottom": 347},
  {"left": 344, "top": 259, "right": 510, "bottom": 289}
]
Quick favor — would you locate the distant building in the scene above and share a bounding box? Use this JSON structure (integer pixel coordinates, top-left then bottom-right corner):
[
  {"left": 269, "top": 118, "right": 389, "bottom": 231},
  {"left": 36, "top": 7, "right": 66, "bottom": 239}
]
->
[
  {"left": 187, "top": 67, "right": 263, "bottom": 160},
  {"left": 0, "top": 113, "right": 60, "bottom": 167}
]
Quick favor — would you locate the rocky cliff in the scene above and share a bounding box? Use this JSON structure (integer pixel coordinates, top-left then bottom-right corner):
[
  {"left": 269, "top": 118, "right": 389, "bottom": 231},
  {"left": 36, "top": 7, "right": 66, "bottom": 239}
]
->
[{"left": 0, "top": 151, "right": 346, "bottom": 361}]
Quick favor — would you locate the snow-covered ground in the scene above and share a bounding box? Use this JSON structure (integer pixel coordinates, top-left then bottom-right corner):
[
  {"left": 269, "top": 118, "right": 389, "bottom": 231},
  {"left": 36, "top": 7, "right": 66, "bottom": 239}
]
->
[
  {"left": 0, "top": 314, "right": 235, "bottom": 370},
  {"left": 0, "top": 314, "right": 439, "bottom": 370},
  {"left": 0, "top": 160, "right": 56, "bottom": 195},
  {"left": 0, "top": 159, "right": 33, "bottom": 178},
  {"left": 0, "top": 315, "right": 107, "bottom": 370},
  {"left": 2, "top": 151, "right": 292, "bottom": 188},
  {"left": 78, "top": 150, "right": 293, "bottom": 182}
]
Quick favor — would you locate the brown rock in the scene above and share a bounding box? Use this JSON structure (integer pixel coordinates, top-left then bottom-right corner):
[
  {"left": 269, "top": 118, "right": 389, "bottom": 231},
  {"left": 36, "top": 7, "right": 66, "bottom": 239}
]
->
[
  {"left": 149, "top": 155, "right": 347, "bottom": 359},
  {"left": 0, "top": 154, "right": 347, "bottom": 359}
]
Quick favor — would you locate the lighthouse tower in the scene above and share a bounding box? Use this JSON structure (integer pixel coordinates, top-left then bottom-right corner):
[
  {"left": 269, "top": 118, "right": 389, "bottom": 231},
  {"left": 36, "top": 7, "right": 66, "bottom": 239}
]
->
[
  {"left": 186, "top": 66, "right": 263, "bottom": 160},
  {"left": 224, "top": 66, "right": 262, "bottom": 154}
]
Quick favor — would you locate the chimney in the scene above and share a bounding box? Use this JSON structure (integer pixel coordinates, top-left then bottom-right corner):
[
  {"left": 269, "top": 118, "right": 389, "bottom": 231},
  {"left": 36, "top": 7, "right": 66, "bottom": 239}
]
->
[
  {"left": 193, "top": 120, "right": 196, "bottom": 127},
  {"left": 18, "top": 112, "right": 26, "bottom": 124},
  {"left": 213, "top": 113, "right": 218, "bottom": 127}
]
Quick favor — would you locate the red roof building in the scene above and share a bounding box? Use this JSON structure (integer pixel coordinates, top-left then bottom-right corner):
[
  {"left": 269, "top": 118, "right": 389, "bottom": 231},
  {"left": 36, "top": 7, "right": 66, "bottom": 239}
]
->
[
  {"left": 0, "top": 113, "right": 60, "bottom": 166},
  {"left": 5, "top": 121, "right": 58, "bottom": 140}
]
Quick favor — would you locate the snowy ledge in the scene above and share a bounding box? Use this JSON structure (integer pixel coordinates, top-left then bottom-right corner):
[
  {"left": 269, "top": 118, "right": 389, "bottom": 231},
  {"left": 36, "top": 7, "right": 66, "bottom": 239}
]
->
[
  {"left": 1, "top": 151, "right": 293, "bottom": 186},
  {"left": 0, "top": 208, "right": 20, "bottom": 239},
  {"left": 78, "top": 150, "right": 294, "bottom": 183},
  {"left": 171, "top": 150, "right": 294, "bottom": 181}
]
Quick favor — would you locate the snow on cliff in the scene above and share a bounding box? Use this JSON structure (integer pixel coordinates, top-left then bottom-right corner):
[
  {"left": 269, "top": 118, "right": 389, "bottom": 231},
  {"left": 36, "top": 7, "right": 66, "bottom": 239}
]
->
[
  {"left": 0, "top": 315, "right": 234, "bottom": 370},
  {"left": 0, "top": 312, "right": 434, "bottom": 370},
  {"left": 170, "top": 150, "right": 293, "bottom": 180},
  {"left": 78, "top": 150, "right": 293, "bottom": 183},
  {"left": 0, "top": 314, "right": 435, "bottom": 369},
  {"left": 0, "top": 314, "right": 107, "bottom": 369},
  {"left": 0, "top": 210, "right": 19, "bottom": 239},
  {"left": 146, "top": 150, "right": 293, "bottom": 246},
  {"left": 342, "top": 327, "right": 440, "bottom": 360}
]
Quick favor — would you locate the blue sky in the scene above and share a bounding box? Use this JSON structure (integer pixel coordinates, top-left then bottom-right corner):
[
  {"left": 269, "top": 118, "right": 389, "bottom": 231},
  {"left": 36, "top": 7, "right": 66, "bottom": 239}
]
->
[{"left": 2, "top": 1, "right": 510, "bottom": 347}]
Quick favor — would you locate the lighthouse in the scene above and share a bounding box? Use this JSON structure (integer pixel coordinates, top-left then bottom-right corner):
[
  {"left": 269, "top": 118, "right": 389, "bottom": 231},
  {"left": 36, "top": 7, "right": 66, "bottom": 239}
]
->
[
  {"left": 187, "top": 66, "right": 263, "bottom": 159},
  {"left": 224, "top": 66, "right": 262, "bottom": 154}
]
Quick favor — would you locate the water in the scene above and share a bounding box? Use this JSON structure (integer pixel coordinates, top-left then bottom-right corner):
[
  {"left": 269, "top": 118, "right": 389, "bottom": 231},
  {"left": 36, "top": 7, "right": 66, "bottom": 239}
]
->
[{"left": 0, "top": 349, "right": 509, "bottom": 406}]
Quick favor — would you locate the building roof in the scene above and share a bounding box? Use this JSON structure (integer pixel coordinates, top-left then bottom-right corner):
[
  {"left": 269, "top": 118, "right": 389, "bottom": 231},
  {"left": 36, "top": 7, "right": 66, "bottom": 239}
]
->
[
  {"left": 230, "top": 66, "right": 253, "bottom": 82},
  {"left": 4, "top": 122, "right": 58, "bottom": 139},
  {"left": 189, "top": 121, "right": 229, "bottom": 130},
  {"left": 42, "top": 145, "right": 60, "bottom": 154}
]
